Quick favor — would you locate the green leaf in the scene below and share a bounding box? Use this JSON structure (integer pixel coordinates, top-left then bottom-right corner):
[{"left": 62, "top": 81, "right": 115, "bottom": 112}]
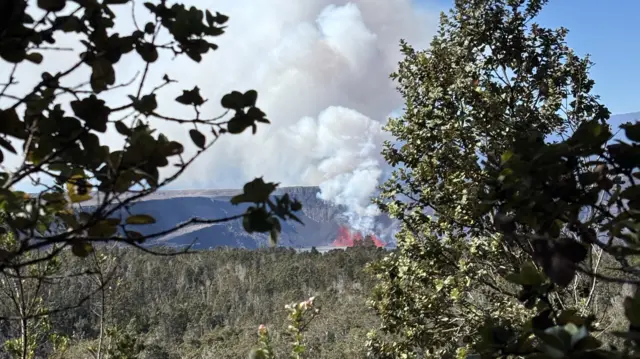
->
[
  {"left": 42, "top": 191, "right": 66, "bottom": 204},
  {"left": 0, "top": 137, "right": 17, "bottom": 154},
  {"left": 115, "top": 121, "right": 132, "bottom": 136},
  {"left": 247, "top": 107, "right": 267, "bottom": 121},
  {"left": 243, "top": 90, "right": 258, "bottom": 107},
  {"left": 87, "top": 220, "right": 118, "bottom": 238},
  {"left": 227, "top": 115, "right": 251, "bottom": 134},
  {"left": 37, "top": 0, "right": 66, "bottom": 12},
  {"left": 607, "top": 143, "right": 632, "bottom": 168},
  {"left": 506, "top": 261, "right": 545, "bottom": 286},
  {"left": 143, "top": 2, "right": 155, "bottom": 11},
  {"left": 175, "top": 87, "right": 205, "bottom": 106},
  {"left": 10, "top": 217, "right": 34, "bottom": 231},
  {"left": 500, "top": 151, "right": 513, "bottom": 164},
  {"left": 244, "top": 207, "right": 273, "bottom": 233},
  {"left": 175, "top": 93, "right": 190, "bottom": 105},
  {"left": 136, "top": 43, "right": 158, "bottom": 63},
  {"left": 71, "top": 241, "right": 93, "bottom": 257},
  {"left": 68, "top": 191, "right": 92, "bottom": 204},
  {"left": 65, "top": 174, "right": 93, "bottom": 203},
  {"left": 25, "top": 52, "right": 44, "bottom": 64},
  {"left": 185, "top": 49, "right": 203, "bottom": 62},
  {"left": 125, "top": 214, "right": 156, "bottom": 225},
  {"left": 214, "top": 12, "right": 229, "bottom": 24},
  {"left": 205, "top": 10, "right": 215, "bottom": 26},
  {"left": 70, "top": 95, "right": 110, "bottom": 132},
  {"left": 130, "top": 94, "right": 157, "bottom": 114},
  {"left": 230, "top": 178, "right": 278, "bottom": 204},
  {"left": 58, "top": 212, "right": 79, "bottom": 229},
  {"left": 90, "top": 59, "right": 116, "bottom": 93},
  {"left": 569, "top": 120, "right": 610, "bottom": 150},
  {"left": 189, "top": 129, "right": 206, "bottom": 149},
  {"left": 144, "top": 22, "right": 155, "bottom": 34},
  {"left": 242, "top": 215, "right": 253, "bottom": 233},
  {"left": 621, "top": 121, "right": 640, "bottom": 142},
  {"left": 220, "top": 91, "right": 244, "bottom": 109},
  {"left": 0, "top": 42, "right": 26, "bottom": 63},
  {"left": 449, "top": 287, "right": 460, "bottom": 300},
  {"left": 56, "top": 15, "right": 82, "bottom": 32},
  {"left": 0, "top": 108, "right": 26, "bottom": 139},
  {"left": 57, "top": 116, "right": 82, "bottom": 136},
  {"left": 434, "top": 278, "right": 444, "bottom": 292},
  {"left": 291, "top": 200, "right": 302, "bottom": 211}
]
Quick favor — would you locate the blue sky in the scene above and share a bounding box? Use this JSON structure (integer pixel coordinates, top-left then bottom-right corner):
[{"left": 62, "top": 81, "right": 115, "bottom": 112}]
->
[{"left": 425, "top": 0, "right": 640, "bottom": 116}]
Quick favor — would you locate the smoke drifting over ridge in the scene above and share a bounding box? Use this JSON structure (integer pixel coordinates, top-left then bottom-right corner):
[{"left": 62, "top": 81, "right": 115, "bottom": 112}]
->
[
  {"left": 0, "top": 0, "right": 439, "bottom": 234},
  {"left": 196, "top": 0, "right": 439, "bottom": 234}
]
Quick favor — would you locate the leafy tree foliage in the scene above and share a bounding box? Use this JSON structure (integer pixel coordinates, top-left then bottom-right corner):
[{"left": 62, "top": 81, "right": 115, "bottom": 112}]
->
[
  {"left": 476, "top": 79, "right": 640, "bottom": 358},
  {"left": 0, "top": 0, "right": 302, "bottom": 273},
  {"left": 369, "top": 0, "right": 639, "bottom": 358}
]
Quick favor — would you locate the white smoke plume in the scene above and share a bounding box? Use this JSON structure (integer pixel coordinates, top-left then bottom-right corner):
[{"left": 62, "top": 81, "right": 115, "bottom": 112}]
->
[
  {"left": 201, "top": 0, "right": 439, "bottom": 234},
  {"left": 285, "top": 106, "right": 385, "bottom": 233},
  {"left": 0, "top": 0, "right": 441, "bottom": 235}
]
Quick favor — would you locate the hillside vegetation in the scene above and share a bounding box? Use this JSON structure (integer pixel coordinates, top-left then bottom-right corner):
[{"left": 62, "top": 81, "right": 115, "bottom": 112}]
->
[
  {"left": 2, "top": 0, "right": 640, "bottom": 358},
  {"left": 1, "top": 245, "right": 386, "bottom": 358}
]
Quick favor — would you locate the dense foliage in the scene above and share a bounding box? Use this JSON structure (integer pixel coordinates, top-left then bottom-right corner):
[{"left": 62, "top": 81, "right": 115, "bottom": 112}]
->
[
  {"left": 369, "top": 0, "right": 640, "bottom": 358},
  {"left": 0, "top": 245, "right": 385, "bottom": 358},
  {"left": 0, "top": 0, "right": 302, "bottom": 268}
]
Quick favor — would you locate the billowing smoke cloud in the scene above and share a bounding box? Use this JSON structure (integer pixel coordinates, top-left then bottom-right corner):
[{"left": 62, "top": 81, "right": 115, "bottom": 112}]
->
[
  {"left": 193, "top": 0, "right": 439, "bottom": 234},
  {"left": 0, "top": 0, "right": 440, "bottom": 234},
  {"left": 285, "top": 106, "right": 385, "bottom": 233}
]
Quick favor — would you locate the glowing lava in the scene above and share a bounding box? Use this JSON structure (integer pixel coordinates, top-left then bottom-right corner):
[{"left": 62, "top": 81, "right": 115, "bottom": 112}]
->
[{"left": 332, "top": 226, "right": 384, "bottom": 247}]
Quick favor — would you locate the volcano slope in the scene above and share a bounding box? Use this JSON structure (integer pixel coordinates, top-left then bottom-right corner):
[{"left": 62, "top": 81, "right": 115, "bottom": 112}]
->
[{"left": 77, "top": 186, "right": 395, "bottom": 250}]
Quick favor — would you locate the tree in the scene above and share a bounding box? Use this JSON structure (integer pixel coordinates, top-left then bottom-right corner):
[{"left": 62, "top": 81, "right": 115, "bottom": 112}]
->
[
  {"left": 0, "top": 0, "right": 302, "bottom": 274},
  {"left": 85, "top": 249, "right": 120, "bottom": 359},
  {"left": 367, "top": 0, "right": 631, "bottom": 358},
  {"left": 0, "top": 231, "right": 69, "bottom": 359},
  {"left": 473, "top": 114, "right": 640, "bottom": 358}
]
